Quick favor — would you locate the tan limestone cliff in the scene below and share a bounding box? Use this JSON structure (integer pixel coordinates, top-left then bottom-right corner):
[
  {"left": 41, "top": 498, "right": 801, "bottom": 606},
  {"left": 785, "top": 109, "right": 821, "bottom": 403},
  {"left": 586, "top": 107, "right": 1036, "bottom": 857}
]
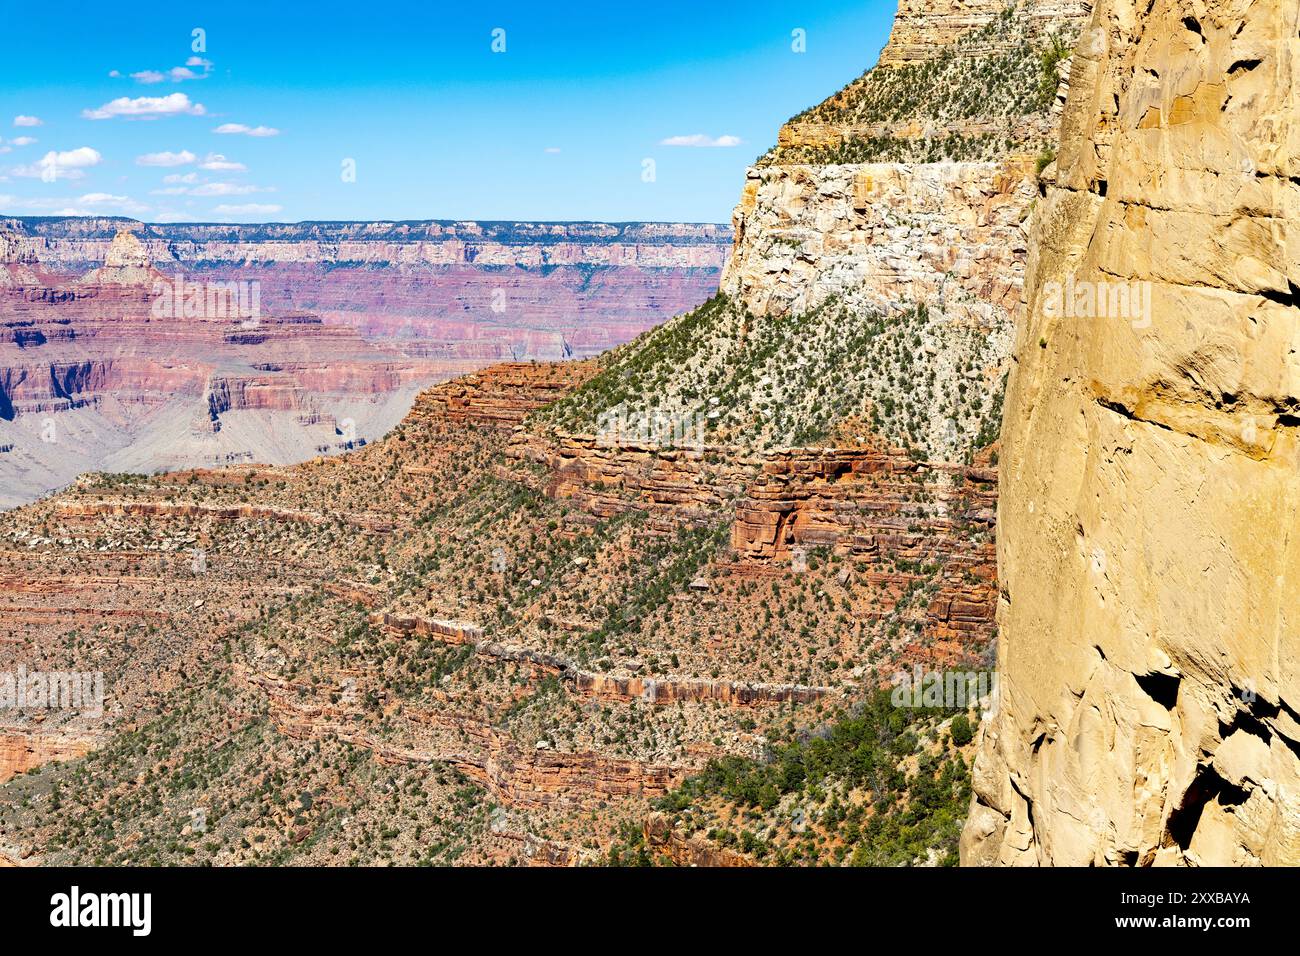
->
[{"left": 963, "top": 0, "right": 1300, "bottom": 866}]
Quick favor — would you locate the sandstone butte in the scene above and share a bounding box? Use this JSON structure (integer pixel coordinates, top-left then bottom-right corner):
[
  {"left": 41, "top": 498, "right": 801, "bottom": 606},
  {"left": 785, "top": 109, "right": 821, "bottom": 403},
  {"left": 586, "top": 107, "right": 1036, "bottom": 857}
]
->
[{"left": 963, "top": 0, "right": 1300, "bottom": 866}]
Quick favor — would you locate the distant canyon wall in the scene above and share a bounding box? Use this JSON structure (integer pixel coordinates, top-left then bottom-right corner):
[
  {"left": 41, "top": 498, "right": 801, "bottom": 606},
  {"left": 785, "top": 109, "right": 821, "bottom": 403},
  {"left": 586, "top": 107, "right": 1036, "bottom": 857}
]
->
[
  {"left": 3, "top": 218, "right": 731, "bottom": 271},
  {"left": 0, "top": 218, "right": 730, "bottom": 507}
]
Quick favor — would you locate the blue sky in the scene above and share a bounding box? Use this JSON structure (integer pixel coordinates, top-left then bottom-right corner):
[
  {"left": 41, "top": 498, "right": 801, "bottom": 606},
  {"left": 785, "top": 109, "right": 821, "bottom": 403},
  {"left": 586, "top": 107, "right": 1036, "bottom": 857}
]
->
[{"left": 0, "top": 0, "right": 894, "bottom": 224}]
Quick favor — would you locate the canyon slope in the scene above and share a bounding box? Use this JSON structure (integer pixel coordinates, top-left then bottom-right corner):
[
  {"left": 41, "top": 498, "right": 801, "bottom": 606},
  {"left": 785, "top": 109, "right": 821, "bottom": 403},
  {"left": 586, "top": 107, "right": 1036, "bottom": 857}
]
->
[
  {"left": 0, "top": 217, "right": 729, "bottom": 507},
  {"left": 0, "top": 0, "right": 1087, "bottom": 866},
  {"left": 964, "top": 0, "right": 1300, "bottom": 865}
]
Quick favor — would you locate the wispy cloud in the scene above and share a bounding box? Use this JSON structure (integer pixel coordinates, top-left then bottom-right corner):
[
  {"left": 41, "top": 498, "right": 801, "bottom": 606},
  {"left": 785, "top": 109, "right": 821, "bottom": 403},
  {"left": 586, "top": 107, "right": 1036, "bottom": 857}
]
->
[
  {"left": 659, "top": 133, "right": 743, "bottom": 148},
  {"left": 189, "top": 182, "right": 271, "bottom": 197},
  {"left": 212, "top": 203, "right": 282, "bottom": 216},
  {"left": 10, "top": 137, "right": 36, "bottom": 147},
  {"left": 13, "top": 115, "right": 43, "bottom": 127},
  {"left": 213, "top": 123, "right": 280, "bottom": 137},
  {"left": 78, "top": 192, "right": 149, "bottom": 214},
  {"left": 198, "top": 153, "right": 246, "bottom": 172},
  {"left": 136, "top": 149, "right": 197, "bottom": 167},
  {"left": 0, "top": 191, "right": 145, "bottom": 216},
  {"left": 83, "top": 93, "right": 205, "bottom": 120},
  {"left": 124, "top": 58, "right": 213, "bottom": 84}
]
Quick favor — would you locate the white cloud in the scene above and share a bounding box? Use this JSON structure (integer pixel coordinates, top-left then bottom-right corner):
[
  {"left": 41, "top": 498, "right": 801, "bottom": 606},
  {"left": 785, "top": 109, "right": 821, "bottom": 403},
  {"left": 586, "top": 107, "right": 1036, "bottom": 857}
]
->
[
  {"left": 189, "top": 182, "right": 267, "bottom": 196},
  {"left": 212, "top": 203, "right": 282, "bottom": 216},
  {"left": 78, "top": 192, "right": 125, "bottom": 203},
  {"left": 198, "top": 152, "right": 246, "bottom": 171},
  {"left": 11, "top": 137, "right": 36, "bottom": 147},
  {"left": 659, "top": 133, "right": 743, "bottom": 148},
  {"left": 108, "top": 70, "right": 121, "bottom": 78},
  {"left": 13, "top": 146, "right": 102, "bottom": 180},
  {"left": 83, "top": 93, "right": 205, "bottom": 120},
  {"left": 163, "top": 172, "right": 200, "bottom": 184},
  {"left": 0, "top": 192, "right": 145, "bottom": 215},
  {"left": 150, "top": 186, "right": 189, "bottom": 195},
  {"left": 544, "top": 147, "right": 562, "bottom": 154},
  {"left": 213, "top": 123, "right": 279, "bottom": 137},
  {"left": 125, "top": 60, "right": 212, "bottom": 84},
  {"left": 136, "top": 149, "right": 197, "bottom": 167},
  {"left": 14, "top": 115, "right": 43, "bottom": 127}
]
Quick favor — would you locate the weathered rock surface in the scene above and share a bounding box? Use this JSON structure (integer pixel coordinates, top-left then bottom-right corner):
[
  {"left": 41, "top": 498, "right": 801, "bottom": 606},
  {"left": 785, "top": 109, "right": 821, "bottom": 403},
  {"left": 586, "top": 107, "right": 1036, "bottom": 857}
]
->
[
  {"left": 964, "top": 0, "right": 1300, "bottom": 866},
  {"left": 722, "top": 160, "right": 1034, "bottom": 321},
  {"left": 0, "top": 732, "right": 96, "bottom": 784}
]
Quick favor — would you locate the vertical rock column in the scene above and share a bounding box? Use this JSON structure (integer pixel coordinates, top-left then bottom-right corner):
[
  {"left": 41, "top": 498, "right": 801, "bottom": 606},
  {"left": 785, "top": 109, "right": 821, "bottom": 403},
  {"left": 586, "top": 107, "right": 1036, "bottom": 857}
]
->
[{"left": 963, "top": 0, "right": 1300, "bottom": 866}]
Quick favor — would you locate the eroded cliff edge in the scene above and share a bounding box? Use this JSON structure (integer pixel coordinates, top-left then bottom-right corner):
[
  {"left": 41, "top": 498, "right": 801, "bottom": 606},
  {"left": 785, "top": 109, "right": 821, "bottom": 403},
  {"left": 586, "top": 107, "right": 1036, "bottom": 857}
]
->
[{"left": 963, "top": 0, "right": 1300, "bottom": 865}]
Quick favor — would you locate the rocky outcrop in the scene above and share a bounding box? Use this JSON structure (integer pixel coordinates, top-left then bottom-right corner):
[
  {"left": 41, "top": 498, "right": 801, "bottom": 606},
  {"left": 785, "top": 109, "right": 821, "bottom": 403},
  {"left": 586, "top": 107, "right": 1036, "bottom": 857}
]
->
[
  {"left": 74, "top": 229, "right": 166, "bottom": 287},
  {"left": 0, "top": 731, "right": 96, "bottom": 784},
  {"left": 964, "top": 0, "right": 1300, "bottom": 866},
  {"left": 436, "top": 362, "right": 599, "bottom": 428},
  {"left": 878, "top": 0, "right": 1086, "bottom": 67},
  {"left": 239, "top": 666, "right": 687, "bottom": 811},
  {"left": 642, "top": 812, "right": 753, "bottom": 866},
  {"left": 725, "top": 0, "right": 1090, "bottom": 321},
  {"left": 53, "top": 498, "right": 396, "bottom": 532},
  {"left": 511, "top": 431, "right": 757, "bottom": 526},
  {"left": 723, "top": 161, "right": 1034, "bottom": 320}
]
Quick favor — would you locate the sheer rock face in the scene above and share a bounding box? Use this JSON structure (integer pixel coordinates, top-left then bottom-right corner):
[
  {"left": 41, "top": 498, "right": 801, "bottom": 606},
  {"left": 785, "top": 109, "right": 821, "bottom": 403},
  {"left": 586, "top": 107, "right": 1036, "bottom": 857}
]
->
[{"left": 963, "top": 0, "right": 1300, "bottom": 866}]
